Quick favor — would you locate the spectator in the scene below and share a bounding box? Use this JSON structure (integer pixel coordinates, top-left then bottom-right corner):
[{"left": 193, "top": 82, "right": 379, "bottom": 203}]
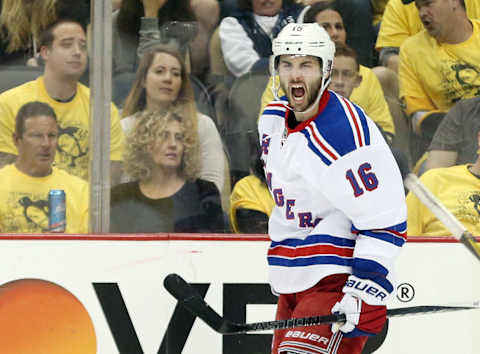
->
[
  {"left": 376, "top": 0, "right": 479, "bottom": 73},
  {"left": 329, "top": 44, "right": 362, "bottom": 99},
  {"left": 298, "top": 0, "right": 376, "bottom": 67},
  {"left": 218, "top": 0, "right": 305, "bottom": 78},
  {"left": 111, "top": 110, "right": 225, "bottom": 233},
  {"left": 230, "top": 138, "right": 273, "bottom": 234},
  {"left": 0, "top": 0, "right": 89, "bottom": 65},
  {"left": 121, "top": 44, "right": 225, "bottom": 193},
  {"left": 260, "top": 1, "right": 396, "bottom": 143},
  {"left": 406, "top": 130, "right": 480, "bottom": 236},
  {"left": 0, "top": 19, "right": 125, "bottom": 184},
  {"left": 424, "top": 97, "right": 480, "bottom": 171},
  {"left": 0, "top": 101, "right": 88, "bottom": 233},
  {"left": 112, "top": 0, "right": 218, "bottom": 78},
  {"left": 398, "top": 0, "right": 480, "bottom": 161}
]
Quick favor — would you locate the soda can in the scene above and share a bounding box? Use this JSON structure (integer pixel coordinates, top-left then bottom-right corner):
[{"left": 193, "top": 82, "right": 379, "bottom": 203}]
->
[{"left": 48, "top": 189, "right": 66, "bottom": 232}]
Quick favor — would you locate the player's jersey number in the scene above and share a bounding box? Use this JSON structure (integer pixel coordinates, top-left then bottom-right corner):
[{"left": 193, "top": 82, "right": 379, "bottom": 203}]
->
[{"left": 345, "top": 163, "right": 378, "bottom": 197}]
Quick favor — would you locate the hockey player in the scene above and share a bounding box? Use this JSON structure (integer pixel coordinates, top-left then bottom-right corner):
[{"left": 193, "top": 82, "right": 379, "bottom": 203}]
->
[{"left": 259, "top": 23, "right": 407, "bottom": 354}]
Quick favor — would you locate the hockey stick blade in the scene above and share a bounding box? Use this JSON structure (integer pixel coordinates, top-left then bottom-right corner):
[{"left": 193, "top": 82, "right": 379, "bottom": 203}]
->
[{"left": 164, "top": 274, "right": 479, "bottom": 335}]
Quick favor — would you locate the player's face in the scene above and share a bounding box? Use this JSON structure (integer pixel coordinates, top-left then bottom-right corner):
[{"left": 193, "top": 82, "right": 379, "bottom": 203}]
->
[
  {"left": 252, "top": 0, "right": 282, "bottom": 16},
  {"left": 144, "top": 53, "right": 183, "bottom": 111},
  {"left": 278, "top": 55, "right": 323, "bottom": 112},
  {"left": 41, "top": 22, "right": 87, "bottom": 79},
  {"left": 149, "top": 120, "right": 185, "bottom": 171},
  {"left": 329, "top": 55, "right": 361, "bottom": 99},
  {"left": 315, "top": 9, "right": 347, "bottom": 45},
  {"left": 415, "top": 0, "right": 457, "bottom": 40},
  {"left": 14, "top": 115, "right": 58, "bottom": 177}
]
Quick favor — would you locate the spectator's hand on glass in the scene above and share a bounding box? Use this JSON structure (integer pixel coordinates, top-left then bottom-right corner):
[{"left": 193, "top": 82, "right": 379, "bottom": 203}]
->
[{"left": 142, "top": 0, "right": 168, "bottom": 17}]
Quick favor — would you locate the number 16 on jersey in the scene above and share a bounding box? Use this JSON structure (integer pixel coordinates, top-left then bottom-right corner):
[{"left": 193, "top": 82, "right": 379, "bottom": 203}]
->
[{"left": 345, "top": 162, "right": 379, "bottom": 197}]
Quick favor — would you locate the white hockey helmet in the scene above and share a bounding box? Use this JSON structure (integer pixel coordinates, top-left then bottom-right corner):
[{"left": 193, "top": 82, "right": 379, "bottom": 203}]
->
[{"left": 270, "top": 23, "right": 335, "bottom": 111}]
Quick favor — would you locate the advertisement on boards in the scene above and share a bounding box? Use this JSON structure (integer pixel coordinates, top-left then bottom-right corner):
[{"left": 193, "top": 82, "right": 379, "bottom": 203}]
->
[{"left": 0, "top": 235, "right": 479, "bottom": 354}]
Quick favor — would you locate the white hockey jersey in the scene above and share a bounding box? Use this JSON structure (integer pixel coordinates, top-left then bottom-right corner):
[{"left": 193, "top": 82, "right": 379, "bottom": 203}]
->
[{"left": 258, "top": 91, "right": 407, "bottom": 306}]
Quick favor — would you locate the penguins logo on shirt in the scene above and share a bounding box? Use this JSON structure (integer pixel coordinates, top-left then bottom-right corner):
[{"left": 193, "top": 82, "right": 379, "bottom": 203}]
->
[{"left": 469, "top": 192, "right": 480, "bottom": 216}]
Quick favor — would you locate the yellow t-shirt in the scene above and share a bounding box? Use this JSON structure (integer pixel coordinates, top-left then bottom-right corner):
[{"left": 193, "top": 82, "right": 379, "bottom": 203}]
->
[
  {"left": 260, "top": 66, "right": 395, "bottom": 135},
  {"left": 376, "top": 0, "right": 480, "bottom": 50},
  {"left": 406, "top": 164, "right": 480, "bottom": 236},
  {"left": 0, "top": 76, "right": 125, "bottom": 180},
  {"left": 399, "top": 19, "right": 480, "bottom": 115},
  {"left": 0, "top": 165, "right": 89, "bottom": 233},
  {"left": 230, "top": 175, "right": 274, "bottom": 233}
]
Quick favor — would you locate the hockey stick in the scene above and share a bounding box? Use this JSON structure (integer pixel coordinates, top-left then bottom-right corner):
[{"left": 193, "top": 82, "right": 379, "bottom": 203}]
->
[
  {"left": 163, "top": 273, "right": 479, "bottom": 335},
  {"left": 404, "top": 173, "right": 480, "bottom": 262}
]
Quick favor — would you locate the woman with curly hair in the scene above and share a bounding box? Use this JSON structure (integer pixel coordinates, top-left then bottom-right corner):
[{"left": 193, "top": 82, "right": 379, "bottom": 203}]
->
[
  {"left": 0, "top": 0, "right": 89, "bottom": 65},
  {"left": 121, "top": 44, "right": 225, "bottom": 194},
  {"left": 110, "top": 110, "right": 225, "bottom": 233}
]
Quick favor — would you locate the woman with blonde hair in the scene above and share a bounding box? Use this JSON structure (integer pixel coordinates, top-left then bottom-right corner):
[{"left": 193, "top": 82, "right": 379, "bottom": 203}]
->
[
  {"left": 111, "top": 110, "right": 225, "bottom": 233},
  {"left": 0, "top": 0, "right": 89, "bottom": 65},
  {"left": 121, "top": 44, "right": 225, "bottom": 193}
]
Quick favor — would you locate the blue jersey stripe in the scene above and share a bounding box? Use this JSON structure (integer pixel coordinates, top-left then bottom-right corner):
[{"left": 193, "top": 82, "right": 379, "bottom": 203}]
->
[
  {"left": 300, "top": 130, "right": 333, "bottom": 166},
  {"left": 263, "top": 108, "right": 286, "bottom": 117},
  {"left": 270, "top": 234, "right": 356, "bottom": 248},
  {"left": 360, "top": 230, "right": 406, "bottom": 247},
  {"left": 268, "top": 255, "right": 354, "bottom": 267},
  {"left": 352, "top": 221, "right": 407, "bottom": 247},
  {"left": 352, "top": 221, "right": 407, "bottom": 233}
]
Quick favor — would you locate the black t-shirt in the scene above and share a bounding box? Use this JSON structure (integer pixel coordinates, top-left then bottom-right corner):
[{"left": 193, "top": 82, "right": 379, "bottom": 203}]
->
[{"left": 110, "top": 179, "right": 225, "bottom": 233}]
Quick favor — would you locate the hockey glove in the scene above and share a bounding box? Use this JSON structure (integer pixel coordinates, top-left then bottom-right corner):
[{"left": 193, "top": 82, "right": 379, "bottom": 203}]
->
[{"left": 331, "top": 293, "right": 386, "bottom": 337}]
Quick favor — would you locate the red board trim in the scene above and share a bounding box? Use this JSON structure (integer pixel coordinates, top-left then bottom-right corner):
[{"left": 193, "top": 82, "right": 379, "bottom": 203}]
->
[{"left": 0, "top": 233, "right": 477, "bottom": 243}]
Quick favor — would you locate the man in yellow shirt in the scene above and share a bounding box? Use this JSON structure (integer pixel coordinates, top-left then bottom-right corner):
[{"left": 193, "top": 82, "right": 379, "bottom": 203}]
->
[
  {"left": 406, "top": 131, "right": 480, "bottom": 236},
  {"left": 399, "top": 0, "right": 480, "bottom": 162},
  {"left": 376, "top": 0, "right": 479, "bottom": 73},
  {"left": 0, "top": 101, "right": 88, "bottom": 233},
  {"left": 0, "top": 19, "right": 124, "bottom": 184}
]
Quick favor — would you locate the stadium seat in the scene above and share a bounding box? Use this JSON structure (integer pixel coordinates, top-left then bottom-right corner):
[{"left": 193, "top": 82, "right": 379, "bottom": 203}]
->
[
  {"left": 209, "top": 27, "right": 231, "bottom": 78},
  {"left": 190, "top": 74, "right": 216, "bottom": 123},
  {"left": 207, "top": 27, "right": 235, "bottom": 128},
  {"left": 112, "top": 71, "right": 136, "bottom": 108},
  {"left": 0, "top": 66, "right": 43, "bottom": 93},
  {"left": 223, "top": 72, "right": 270, "bottom": 186}
]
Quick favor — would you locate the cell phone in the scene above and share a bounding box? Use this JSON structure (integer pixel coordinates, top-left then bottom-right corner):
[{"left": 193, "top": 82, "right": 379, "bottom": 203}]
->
[{"left": 158, "top": 21, "right": 199, "bottom": 49}]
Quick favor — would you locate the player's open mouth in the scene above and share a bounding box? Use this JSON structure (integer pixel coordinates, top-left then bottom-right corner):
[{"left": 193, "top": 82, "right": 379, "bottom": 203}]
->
[{"left": 290, "top": 84, "right": 305, "bottom": 101}]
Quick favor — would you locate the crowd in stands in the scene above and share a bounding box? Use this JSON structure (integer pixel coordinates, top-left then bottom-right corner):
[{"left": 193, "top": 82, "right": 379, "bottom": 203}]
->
[{"left": 0, "top": 0, "right": 479, "bottom": 236}]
